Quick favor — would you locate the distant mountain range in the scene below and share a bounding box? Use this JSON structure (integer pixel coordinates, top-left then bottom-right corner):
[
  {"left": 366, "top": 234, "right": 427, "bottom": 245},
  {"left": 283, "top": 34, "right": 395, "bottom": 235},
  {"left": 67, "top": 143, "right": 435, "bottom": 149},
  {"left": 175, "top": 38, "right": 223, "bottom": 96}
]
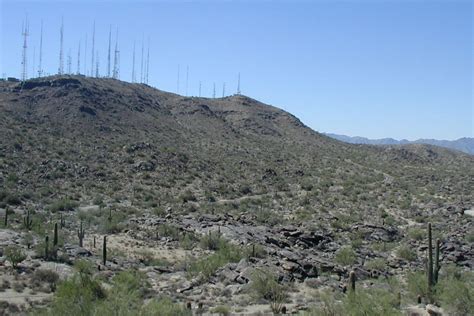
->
[{"left": 325, "top": 133, "right": 474, "bottom": 155}]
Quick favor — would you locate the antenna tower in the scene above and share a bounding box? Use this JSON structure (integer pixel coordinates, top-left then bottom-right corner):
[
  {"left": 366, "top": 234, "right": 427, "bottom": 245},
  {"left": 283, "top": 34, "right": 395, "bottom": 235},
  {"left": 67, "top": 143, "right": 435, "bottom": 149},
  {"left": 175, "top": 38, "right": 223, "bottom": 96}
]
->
[
  {"left": 222, "top": 82, "right": 225, "bottom": 98},
  {"left": 237, "top": 72, "right": 241, "bottom": 95},
  {"left": 185, "top": 65, "right": 189, "bottom": 96},
  {"left": 199, "top": 81, "right": 201, "bottom": 97},
  {"left": 21, "top": 17, "right": 29, "bottom": 81},
  {"left": 107, "top": 25, "right": 111, "bottom": 77},
  {"left": 84, "top": 33, "right": 88, "bottom": 76},
  {"left": 77, "top": 41, "right": 81, "bottom": 74},
  {"left": 38, "top": 20, "right": 43, "bottom": 77},
  {"left": 91, "top": 21, "right": 95, "bottom": 76},
  {"left": 146, "top": 38, "right": 150, "bottom": 84},
  {"left": 58, "top": 18, "right": 64, "bottom": 75},
  {"left": 67, "top": 49, "right": 72, "bottom": 74},
  {"left": 112, "top": 28, "right": 120, "bottom": 79},
  {"left": 213, "top": 82, "right": 216, "bottom": 98},
  {"left": 177, "top": 65, "right": 180, "bottom": 93},
  {"left": 95, "top": 51, "right": 99, "bottom": 77},
  {"left": 132, "top": 40, "right": 136, "bottom": 83},
  {"left": 140, "top": 36, "right": 144, "bottom": 83}
]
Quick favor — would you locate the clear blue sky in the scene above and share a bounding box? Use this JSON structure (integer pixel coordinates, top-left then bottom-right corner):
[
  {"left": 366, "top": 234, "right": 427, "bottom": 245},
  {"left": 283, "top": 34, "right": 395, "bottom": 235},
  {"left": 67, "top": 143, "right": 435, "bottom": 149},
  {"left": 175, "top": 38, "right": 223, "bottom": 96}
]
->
[{"left": 1, "top": 0, "right": 472, "bottom": 140}]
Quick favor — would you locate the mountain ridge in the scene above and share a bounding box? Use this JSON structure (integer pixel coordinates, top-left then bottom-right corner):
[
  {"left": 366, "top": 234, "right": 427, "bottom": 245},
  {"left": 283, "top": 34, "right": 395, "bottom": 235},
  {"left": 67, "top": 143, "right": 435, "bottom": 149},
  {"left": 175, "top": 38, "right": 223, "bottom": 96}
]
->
[{"left": 325, "top": 132, "right": 474, "bottom": 155}]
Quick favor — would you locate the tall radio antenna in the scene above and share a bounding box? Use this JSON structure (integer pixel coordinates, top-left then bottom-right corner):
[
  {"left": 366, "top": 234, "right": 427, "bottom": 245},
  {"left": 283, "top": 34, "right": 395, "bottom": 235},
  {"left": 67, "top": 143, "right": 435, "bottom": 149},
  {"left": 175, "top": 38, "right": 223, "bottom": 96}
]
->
[
  {"left": 58, "top": 17, "right": 64, "bottom": 75},
  {"left": 112, "top": 28, "right": 120, "bottom": 79},
  {"left": 213, "top": 82, "right": 216, "bottom": 98},
  {"left": 77, "top": 40, "right": 81, "bottom": 74},
  {"left": 107, "top": 25, "right": 111, "bottom": 77},
  {"left": 237, "top": 72, "right": 241, "bottom": 95},
  {"left": 21, "top": 16, "right": 29, "bottom": 81},
  {"left": 222, "top": 82, "right": 226, "bottom": 98},
  {"left": 95, "top": 50, "right": 99, "bottom": 77},
  {"left": 67, "top": 49, "right": 72, "bottom": 74},
  {"left": 91, "top": 21, "right": 95, "bottom": 76},
  {"left": 199, "top": 81, "right": 202, "bottom": 97},
  {"left": 146, "top": 37, "right": 150, "bottom": 84},
  {"left": 177, "top": 64, "right": 180, "bottom": 94},
  {"left": 185, "top": 65, "right": 189, "bottom": 96},
  {"left": 84, "top": 33, "right": 87, "bottom": 76},
  {"left": 140, "top": 35, "right": 144, "bottom": 83},
  {"left": 132, "top": 40, "right": 136, "bottom": 83},
  {"left": 38, "top": 20, "right": 43, "bottom": 77}
]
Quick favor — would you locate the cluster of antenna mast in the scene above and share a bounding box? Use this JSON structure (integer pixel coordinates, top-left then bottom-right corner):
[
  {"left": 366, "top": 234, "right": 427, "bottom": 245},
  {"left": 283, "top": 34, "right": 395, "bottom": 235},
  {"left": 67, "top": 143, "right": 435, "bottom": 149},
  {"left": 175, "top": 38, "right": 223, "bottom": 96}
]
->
[{"left": 17, "top": 16, "right": 242, "bottom": 97}]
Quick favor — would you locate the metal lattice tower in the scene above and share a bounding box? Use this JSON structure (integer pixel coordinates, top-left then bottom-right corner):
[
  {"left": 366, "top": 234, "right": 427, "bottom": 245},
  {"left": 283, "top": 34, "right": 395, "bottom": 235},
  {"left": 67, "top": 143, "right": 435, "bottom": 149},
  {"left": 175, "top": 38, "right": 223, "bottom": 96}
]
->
[
  {"left": 58, "top": 18, "right": 64, "bottom": 75},
  {"left": 140, "top": 36, "right": 144, "bottom": 83},
  {"left": 84, "top": 33, "right": 88, "bottom": 76},
  {"left": 107, "top": 25, "right": 111, "bottom": 77},
  {"left": 112, "top": 28, "right": 120, "bottom": 79},
  {"left": 77, "top": 40, "right": 81, "bottom": 74},
  {"left": 199, "top": 81, "right": 201, "bottom": 97},
  {"left": 177, "top": 65, "right": 180, "bottom": 94},
  {"left": 185, "top": 66, "right": 189, "bottom": 96},
  {"left": 67, "top": 49, "right": 72, "bottom": 74},
  {"left": 38, "top": 20, "right": 43, "bottom": 77},
  {"left": 213, "top": 82, "right": 216, "bottom": 98},
  {"left": 91, "top": 21, "right": 95, "bottom": 77},
  {"left": 146, "top": 38, "right": 150, "bottom": 84},
  {"left": 222, "top": 82, "right": 225, "bottom": 98},
  {"left": 95, "top": 51, "right": 99, "bottom": 77},
  {"left": 237, "top": 72, "right": 241, "bottom": 95},
  {"left": 132, "top": 40, "right": 136, "bottom": 83},
  {"left": 32, "top": 47, "right": 36, "bottom": 79},
  {"left": 21, "top": 17, "right": 29, "bottom": 81}
]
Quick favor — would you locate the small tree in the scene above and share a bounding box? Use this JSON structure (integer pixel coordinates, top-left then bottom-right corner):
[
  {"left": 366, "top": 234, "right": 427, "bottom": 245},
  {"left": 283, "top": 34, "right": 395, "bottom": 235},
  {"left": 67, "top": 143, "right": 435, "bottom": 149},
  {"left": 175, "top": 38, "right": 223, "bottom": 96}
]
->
[{"left": 5, "top": 245, "right": 26, "bottom": 269}]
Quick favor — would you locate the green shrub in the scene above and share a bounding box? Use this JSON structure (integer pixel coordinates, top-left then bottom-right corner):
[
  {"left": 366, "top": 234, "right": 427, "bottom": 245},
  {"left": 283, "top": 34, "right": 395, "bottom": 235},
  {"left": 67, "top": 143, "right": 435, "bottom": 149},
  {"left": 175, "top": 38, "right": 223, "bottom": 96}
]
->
[
  {"left": 396, "top": 245, "right": 416, "bottom": 262},
  {"left": 250, "top": 269, "right": 287, "bottom": 313},
  {"left": 365, "top": 258, "right": 387, "bottom": 271},
  {"left": 334, "top": 246, "right": 356, "bottom": 266},
  {"left": 437, "top": 265, "right": 474, "bottom": 315},
  {"left": 48, "top": 198, "right": 78, "bottom": 213},
  {"left": 407, "top": 227, "right": 424, "bottom": 241},
  {"left": 210, "top": 305, "right": 231, "bottom": 316},
  {"left": 141, "top": 297, "right": 191, "bottom": 316},
  {"left": 5, "top": 245, "right": 26, "bottom": 269},
  {"left": 343, "top": 287, "right": 401, "bottom": 316}
]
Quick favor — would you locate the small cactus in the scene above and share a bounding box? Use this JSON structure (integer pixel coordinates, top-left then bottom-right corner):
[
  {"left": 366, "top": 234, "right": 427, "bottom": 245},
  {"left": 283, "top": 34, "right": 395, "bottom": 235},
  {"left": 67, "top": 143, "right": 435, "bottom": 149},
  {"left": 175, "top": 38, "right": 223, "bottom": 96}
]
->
[
  {"left": 60, "top": 213, "right": 65, "bottom": 228},
  {"left": 53, "top": 223, "right": 59, "bottom": 247},
  {"left": 45, "top": 235, "right": 49, "bottom": 259},
  {"left": 93, "top": 235, "right": 96, "bottom": 248},
  {"left": 23, "top": 209, "right": 33, "bottom": 230},
  {"left": 348, "top": 270, "right": 356, "bottom": 293},
  {"left": 102, "top": 235, "right": 107, "bottom": 265},
  {"left": 78, "top": 221, "right": 85, "bottom": 247},
  {"left": 4, "top": 207, "right": 8, "bottom": 227}
]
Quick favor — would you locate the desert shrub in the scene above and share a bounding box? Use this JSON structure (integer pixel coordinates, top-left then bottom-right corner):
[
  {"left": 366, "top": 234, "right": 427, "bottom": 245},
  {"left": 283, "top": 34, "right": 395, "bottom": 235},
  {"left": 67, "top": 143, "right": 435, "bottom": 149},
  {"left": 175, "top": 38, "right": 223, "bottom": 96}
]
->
[
  {"left": 5, "top": 245, "right": 26, "bottom": 269},
  {"left": 141, "top": 297, "right": 191, "bottom": 316},
  {"left": 437, "top": 265, "right": 474, "bottom": 315},
  {"left": 158, "top": 224, "right": 181, "bottom": 240},
  {"left": 250, "top": 269, "right": 287, "bottom": 313},
  {"left": 342, "top": 287, "right": 401, "bottom": 316},
  {"left": 32, "top": 269, "right": 59, "bottom": 292},
  {"left": 188, "top": 241, "right": 243, "bottom": 280},
  {"left": 365, "top": 258, "right": 387, "bottom": 271},
  {"left": 200, "top": 231, "right": 226, "bottom": 251},
  {"left": 303, "top": 290, "right": 343, "bottom": 316},
  {"left": 396, "top": 245, "right": 416, "bottom": 262},
  {"left": 244, "top": 243, "right": 267, "bottom": 259},
  {"left": 406, "top": 271, "right": 429, "bottom": 301},
  {"left": 334, "top": 246, "right": 356, "bottom": 266},
  {"left": 48, "top": 198, "right": 78, "bottom": 213},
  {"left": 210, "top": 305, "right": 231, "bottom": 316},
  {"left": 179, "top": 190, "right": 196, "bottom": 203},
  {"left": 407, "top": 227, "right": 424, "bottom": 241}
]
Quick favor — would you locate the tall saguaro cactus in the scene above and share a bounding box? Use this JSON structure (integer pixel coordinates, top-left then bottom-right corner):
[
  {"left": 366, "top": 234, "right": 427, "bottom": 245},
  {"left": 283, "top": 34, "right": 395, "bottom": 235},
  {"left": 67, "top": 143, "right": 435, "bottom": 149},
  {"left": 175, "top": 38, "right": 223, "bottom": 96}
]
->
[
  {"left": 53, "top": 223, "right": 59, "bottom": 247},
  {"left": 102, "top": 236, "right": 107, "bottom": 265},
  {"left": 426, "top": 222, "right": 441, "bottom": 301},
  {"left": 23, "top": 209, "right": 33, "bottom": 230},
  {"left": 78, "top": 221, "right": 85, "bottom": 247}
]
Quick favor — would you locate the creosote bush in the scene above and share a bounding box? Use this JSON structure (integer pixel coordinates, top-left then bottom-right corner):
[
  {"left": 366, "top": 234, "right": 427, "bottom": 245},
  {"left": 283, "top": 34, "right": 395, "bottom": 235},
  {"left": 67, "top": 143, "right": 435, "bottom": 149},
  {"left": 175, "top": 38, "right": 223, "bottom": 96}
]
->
[
  {"left": 334, "top": 246, "right": 356, "bottom": 266},
  {"left": 5, "top": 245, "right": 26, "bottom": 269}
]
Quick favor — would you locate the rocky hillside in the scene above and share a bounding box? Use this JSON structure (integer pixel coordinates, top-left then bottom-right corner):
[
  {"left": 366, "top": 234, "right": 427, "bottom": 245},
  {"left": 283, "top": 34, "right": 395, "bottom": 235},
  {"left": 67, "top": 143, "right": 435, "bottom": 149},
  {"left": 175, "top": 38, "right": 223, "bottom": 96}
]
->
[{"left": 0, "top": 75, "right": 473, "bottom": 315}]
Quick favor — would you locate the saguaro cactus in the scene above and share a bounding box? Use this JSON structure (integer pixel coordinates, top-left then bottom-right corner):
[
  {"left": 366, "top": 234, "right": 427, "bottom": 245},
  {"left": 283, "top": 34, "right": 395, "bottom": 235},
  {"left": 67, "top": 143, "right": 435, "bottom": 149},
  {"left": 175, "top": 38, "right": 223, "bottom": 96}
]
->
[
  {"left": 102, "top": 236, "right": 107, "bottom": 265},
  {"left": 23, "top": 209, "right": 33, "bottom": 230},
  {"left": 45, "top": 235, "right": 49, "bottom": 259},
  {"left": 426, "top": 222, "right": 442, "bottom": 301},
  {"left": 53, "top": 223, "right": 59, "bottom": 247},
  {"left": 4, "top": 207, "right": 8, "bottom": 227},
  {"left": 78, "top": 221, "right": 85, "bottom": 247},
  {"left": 60, "top": 213, "right": 65, "bottom": 228}
]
